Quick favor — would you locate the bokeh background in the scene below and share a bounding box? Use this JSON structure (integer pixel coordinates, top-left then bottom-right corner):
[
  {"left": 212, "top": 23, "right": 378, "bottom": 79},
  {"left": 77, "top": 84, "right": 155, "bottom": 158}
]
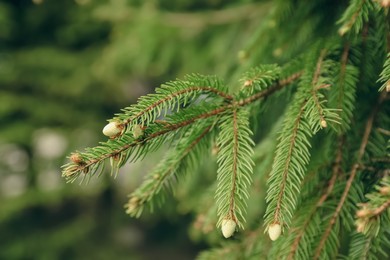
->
[{"left": 0, "top": 0, "right": 273, "bottom": 259}]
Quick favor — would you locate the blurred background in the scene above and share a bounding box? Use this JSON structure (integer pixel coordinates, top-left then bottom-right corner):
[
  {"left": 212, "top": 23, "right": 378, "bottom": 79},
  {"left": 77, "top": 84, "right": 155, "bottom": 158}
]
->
[{"left": 0, "top": 0, "right": 273, "bottom": 259}]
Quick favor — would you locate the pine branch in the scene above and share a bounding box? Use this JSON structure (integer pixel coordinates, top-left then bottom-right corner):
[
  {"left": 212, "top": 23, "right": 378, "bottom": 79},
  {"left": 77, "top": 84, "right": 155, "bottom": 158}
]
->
[
  {"left": 62, "top": 103, "right": 224, "bottom": 182},
  {"left": 239, "top": 64, "right": 281, "bottom": 95},
  {"left": 329, "top": 43, "right": 359, "bottom": 133},
  {"left": 378, "top": 52, "right": 390, "bottom": 92},
  {"left": 286, "top": 137, "right": 344, "bottom": 260},
  {"left": 264, "top": 50, "right": 336, "bottom": 236},
  {"left": 337, "top": 0, "right": 376, "bottom": 36},
  {"left": 215, "top": 107, "right": 254, "bottom": 230},
  {"left": 125, "top": 122, "right": 214, "bottom": 217},
  {"left": 110, "top": 74, "right": 231, "bottom": 134},
  {"left": 62, "top": 72, "right": 302, "bottom": 183},
  {"left": 313, "top": 91, "right": 387, "bottom": 260},
  {"left": 237, "top": 72, "right": 302, "bottom": 106},
  {"left": 355, "top": 176, "right": 390, "bottom": 236},
  {"left": 265, "top": 97, "right": 308, "bottom": 226}
]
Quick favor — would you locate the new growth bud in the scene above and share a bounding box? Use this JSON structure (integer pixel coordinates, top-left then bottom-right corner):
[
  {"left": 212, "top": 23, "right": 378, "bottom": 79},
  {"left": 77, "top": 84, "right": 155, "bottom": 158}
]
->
[
  {"left": 356, "top": 208, "right": 371, "bottom": 218},
  {"left": 380, "top": 0, "right": 390, "bottom": 7},
  {"left": 70, "top": 153, "right": 83, "bottom": 165},
  {"left": 379, "top": 186, "right": 390, "bottom": 195},
  {"left": 103, "top": 121, "right": 124, "bottom": 138},
  {"left": 221, "top": 219, "right": 236, "bottom": 238},
  {"left": 338, "top": 25, "right": 349, "bottom": 36},
  {"left": 132, "top": 124, "right": 144, "bottom": 139},
  {"left": 244, "top": 80, "right": 252, "bottom": 87},
  {"left": 268, "top": 223, "right": 282, "bottom": 241},
  {"left": 320, "top": 119, "right": 327, "bottom": 128}
]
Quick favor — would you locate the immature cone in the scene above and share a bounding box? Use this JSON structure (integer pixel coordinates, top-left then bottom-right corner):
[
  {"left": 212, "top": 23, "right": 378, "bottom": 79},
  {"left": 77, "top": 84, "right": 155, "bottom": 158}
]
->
[
  {"left": 320, "top": 119, "right": 327, "bottom": 128},
  {"left": 338, "top": 25, "right": 349, "bottom": 36},
  {"left": 380, "top": 0, "right": 390, "bottom": 7},
  {"left": 379, "top": 186, "right": 390, "bottom": 195},
  {"left": 356, "top": 208, "right": 371, "bottom": 218},
  {"left": 356, "top": 219, "right": 367, "bottom": 233},
  {"left": 221, "top": 219, "right": 236, "bottom": 238},
  {"left": 102, "top": 121, "right": 123, "bottom": 137},
  {"left": 268, "top": 223, "right": 282, "bottom": 241},
  {"left": 132, "top": 124, "right": 144, "bottom": 139},
  {"left": 70, "top": 153, "right": 83, "bottom": 164},
  {"left": 244, "top": 80, "right": 252, "bottom": 87}
]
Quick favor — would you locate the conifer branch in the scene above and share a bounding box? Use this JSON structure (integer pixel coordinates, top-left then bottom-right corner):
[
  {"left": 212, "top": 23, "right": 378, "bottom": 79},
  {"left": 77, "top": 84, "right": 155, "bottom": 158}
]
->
[
  {"left": 264, "top": 52, "right": 336, "bottom": 236},
  {"left": 378, "top": 52, "right": 390, "bottom": 92},
  {"left": 240, "top": 65, "right": 281, "bottom": 94},
  {"left": 273, "top": 100, "right": 307, "bottom": 224},
  {"left": 370, "top": 199, "right": 390, "bottom": 217},
  {"left": 216, "top": 107, "right": 254, "bottom": 230},
  {"left": 312, "top": 50, "right": 327, "bottom": 86},
  {"left": 355, "top": 175, "right": 390, "bottom": 236},
  {"left": 125, "top": 124, "right": 213, "bottom": 217},
  {"left": 229, "top": 108, "right": 239, "bottom": 219},
  {"left": 122, "top": 86, "right": 233, "bottom": 125},
  {"left": 287, "top": 137, "right": 344, "bottom": 260},
  {"left": 313, "top": 92, "right": 387, "bottom": 259},
  {"left": 237, "top": 71, "right": 302, "bottom": 106},
  {"left": 329, "top": 42, "right": 358, "bottom": 133},
  {"left": 337, "top": 0, "right": 374, "bottom": 36},
  {"left": 63, "top": 72, "right": 302, "bottom": 182}
]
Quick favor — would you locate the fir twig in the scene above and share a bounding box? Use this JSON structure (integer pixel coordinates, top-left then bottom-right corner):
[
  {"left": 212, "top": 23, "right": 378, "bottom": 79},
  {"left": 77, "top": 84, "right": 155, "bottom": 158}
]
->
[
  {"left": 126, "top": 124, "right": 213, "bottom": 217},
  {"left": 63, "top": 72, "right": 302, "bottom": 182},
  {"left": 313, "top": 91, "right": 387, "bottom": 259},
  {"left": 287, "top": 137, "right": 344, "bottom": 260}
]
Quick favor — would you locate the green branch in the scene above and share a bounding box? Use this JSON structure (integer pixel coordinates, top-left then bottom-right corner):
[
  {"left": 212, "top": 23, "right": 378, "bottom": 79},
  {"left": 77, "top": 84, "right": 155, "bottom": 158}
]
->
[{"left": 313, "top": 91, "right": 387, "bottom": 259}]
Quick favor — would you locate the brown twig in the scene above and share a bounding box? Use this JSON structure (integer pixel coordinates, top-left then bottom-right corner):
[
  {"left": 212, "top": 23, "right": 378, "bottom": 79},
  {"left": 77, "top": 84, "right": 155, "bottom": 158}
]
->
[{"left": 228, "top": 107, "right": 239, "bottom": 221}]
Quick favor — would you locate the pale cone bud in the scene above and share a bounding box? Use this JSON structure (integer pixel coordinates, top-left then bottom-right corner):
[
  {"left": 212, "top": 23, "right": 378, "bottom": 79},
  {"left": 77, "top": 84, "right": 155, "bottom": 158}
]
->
[
  {"left": 356, "top": 208, "right": 371, "bottom": 218},
  {"left": 320, "top": 119, "right": 327, "bottom": 128},
  {"left": 103, "top": 122, "right": 123, "bottom": 137},
  {"left": 70, "top": 153, "right": 83, "bottom": 164},
  {"left": 221, "top": 219, "right": 236, "bottom": 238},
  {"left": 386, "top": 81, "right": 390, "bottom": 92},
  {"left": 132, "top": 124, "right": 144, "bottom": 139},
  {"left": 268, "top": 223, "right": 282, "bottom": 241},
  {"left": 356, "top": 219, "right": 367, "bottom": 233},
  {"left": 338, "top": 25, "right": 349, "bottom": 36},
  {"left": 244, "top": 80, "right": 252, "bottom": 87},
  {"left": 380, "top": 0, "right": 390, "bottom": 7},
  {"left": 379, "top": 186, "right": 390, "bottom": 195}
]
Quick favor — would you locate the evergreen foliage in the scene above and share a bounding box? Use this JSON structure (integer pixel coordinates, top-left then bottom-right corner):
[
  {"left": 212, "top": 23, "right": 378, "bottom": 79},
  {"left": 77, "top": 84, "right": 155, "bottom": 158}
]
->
[{"left": 61, "top": 0, "right": 390, "bottom": 259}]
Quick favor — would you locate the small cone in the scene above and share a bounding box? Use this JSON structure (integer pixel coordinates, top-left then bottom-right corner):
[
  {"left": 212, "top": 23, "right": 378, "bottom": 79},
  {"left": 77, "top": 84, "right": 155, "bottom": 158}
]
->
[
  {"left": 268, "top": 223, "right": 282, "bottom": 241},
  {"left": 380, "top": 0, "right": 390, "bottom": 7},
  {"left": 221, "top": 219, "right": 236, "bottom": 238},
  {"left": 132, "top": 124, "right": 144, "bottom": 139},
  {"left": 70, "top": 153, "right": 83, "bottom": 164},
  {"left": 338, "top": 25, "right": 349, "bottom": 36},
  {"left": 320, "top": 119, "right": 327, "bottom": 128},
  {"left": 103, "top": 122, "right": 123, "bottom": 137}
]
